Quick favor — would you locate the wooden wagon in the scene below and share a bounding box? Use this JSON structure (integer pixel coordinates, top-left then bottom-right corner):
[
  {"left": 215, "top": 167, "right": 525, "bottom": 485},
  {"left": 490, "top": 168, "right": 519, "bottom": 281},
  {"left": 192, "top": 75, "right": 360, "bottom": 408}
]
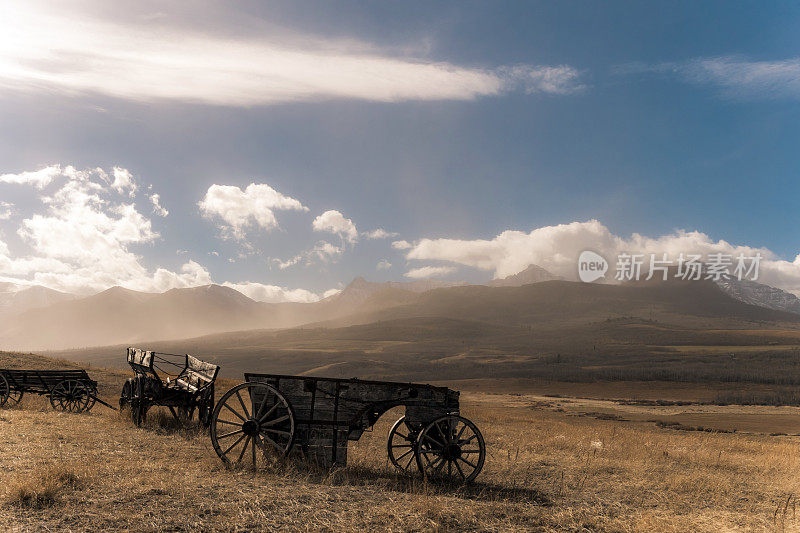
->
[
  {"left": 0, "top": 368, "right": 113, "bottom": 412},
  {"left": 209, "top": 373, "right": 486, "bottom": 482},
  {"left": 119, "top": 348, "right": 220, "bottom": 427}
]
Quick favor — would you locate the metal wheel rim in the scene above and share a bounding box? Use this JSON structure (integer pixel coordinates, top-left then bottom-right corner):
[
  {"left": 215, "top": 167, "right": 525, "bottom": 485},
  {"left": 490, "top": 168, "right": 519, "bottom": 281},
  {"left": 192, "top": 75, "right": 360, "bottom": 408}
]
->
[
  {"left": 119, "top": 381, "right": 131, "bottom": 410},
  {"left": 50, "top": 380, "right": 91, "bottom": 413},
  {"left": 387, "top": 416, "right": 418, "bottom": 473},
  {"left": 210, "top": 382, "right": 295, "bottom": 469},
  {"left": 415, "top": 415, "right": 486, "bottom": 483},
  {"left": 0, "top": 374, "right": 9, "bottom": 407}
]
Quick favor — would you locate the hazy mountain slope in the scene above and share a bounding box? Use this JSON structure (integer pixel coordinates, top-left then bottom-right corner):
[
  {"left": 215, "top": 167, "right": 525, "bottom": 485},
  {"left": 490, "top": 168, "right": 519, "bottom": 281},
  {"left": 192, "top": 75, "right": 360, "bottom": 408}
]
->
[
  {"left": 0, "top": 278, "right": 423, "bottom": 350},
  {"left": 0, "top": 284, "right": 273, "bottom": 349},
  {"left": 0, "top": 285, "right": 76, "bottom": 318},
  {"left": 488, "top": 264, "right": 562, "bottom": 287}
]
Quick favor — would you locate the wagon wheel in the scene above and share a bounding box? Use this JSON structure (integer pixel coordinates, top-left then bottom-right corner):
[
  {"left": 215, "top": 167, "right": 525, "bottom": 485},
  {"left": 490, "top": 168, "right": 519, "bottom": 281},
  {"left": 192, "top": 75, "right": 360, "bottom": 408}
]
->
[
  {"left": 198, "top": 396, "right": 213, "bottom": 428},
  {"left": 387, "top": 416, "right": 419, "bottom": 473},
  {"left": 415, "top": 415, "right": 486, "bottom": 483},
  {"left": 131, "top": 398, "right": 149, "bottom": 426},
  {"left": 0, "top": 374, "right": 22, "bottom": 407},
  {"left": 84, "top": 394, "right": 97, "bottom": 412},
  {"left": 119, "top": 380, "right": 132, "bottom": 410},
  {"left": 128, "top": 377, "right": 149, "bottom": 426},
  {"left": 210, "top": 382, "right": 295, "bottom": 469},
  {"left": 49, "top": 380, "right": 92, "bottom": 413}
]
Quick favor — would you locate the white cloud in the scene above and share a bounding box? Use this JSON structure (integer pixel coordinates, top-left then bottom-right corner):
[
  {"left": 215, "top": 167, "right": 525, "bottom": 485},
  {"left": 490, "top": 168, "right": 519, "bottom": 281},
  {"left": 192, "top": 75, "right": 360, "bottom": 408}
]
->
[
  {"left": 377, "top": 259, "right": 392, "bottom": 270},
  {"left": 404, "top": 265, "right": 457, "bottom": 279},
  {"left": 272, "top": 241, "right": 342, "bottom": 270},
  {"left": 313, "top": 210, "right": 358, "bottom": 244},
  {"left": 363, "top": 228, "right": 399, "bottom": 239},
  {"left": 221, "top": 281, "right": 323, "bottom": 303},
  {"left": 0, "top": 165, "right": 64, "bottom": 189},
  {"left": 620, "top": 56, "right": 800, "bottom": 100},
  {"left": 311, "top": 241, "right": 342, "bottom": 260},
  {"left": 0, "top": 164, "right": 206, "bottom": 294},
  {"left": 392, "top": 240, "right": 412, "bottom": 250},
  {"left": 0, "top": 201, "right": 12, "bottom": 219},
  {"left": 149, "top": 193, "right": 168, "bottom": 217},
  {"left": 274, "top": 255, "right": 302, "bottom": 270},
  {"left": 323, "top": 288, "right": 342, "bottom": 298},
  {"left": 0, "top": 2, "right": 583, "bottom": 106},
  {"left": 499, "top": 65, "right": 586, "bottom": 95},
  {"left": 199, "top": 183, "right": 307, "bottom": 239},
  {"left": 405, "top": 219, "right": 800, "bottom": 296},
  {"left": 0, "top": 164, "right": 334, "bottom": 300},
  {"left": 111, "top": 167, "right": 137, "bottom": 196}
]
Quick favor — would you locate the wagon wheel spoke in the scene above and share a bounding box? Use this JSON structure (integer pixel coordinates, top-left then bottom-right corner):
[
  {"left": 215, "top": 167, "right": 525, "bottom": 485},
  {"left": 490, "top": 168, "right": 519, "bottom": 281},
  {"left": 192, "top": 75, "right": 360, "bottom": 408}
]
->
[
  {"left": 261, "top": 427, "right": 291, "bottom": 436},
  {"left": 235, "top": 391, "right": 251, "bottom": 419},
  {"left": 222, "top": 402, "right": 247, "bottom": 422},
  {"left": 454, "top": 459, "right": 467, "bottom": 480},
  {"left": 218, "top": 429, "right": 244, "bottom": 440},
  {"left": 395, "top": 448, "right": 414, "bottom": 461},
  {"left": 458, "top": 456, "right": 478, "bottom": 469},
  {"left": 261, "top": 414, "right": 290, "bottom": 427},
  {"left": 421, "top": 432, "right": 445, "bottom": 449},
  {"left": 255, "top": 399, "right": 279, "bottom": 422},
  {"left": 221, "top": 434, "right": 247, "bottom": 456},
  {"left": 456, "top": 424, "right": 467, "bottom": 442},
  {"left": 258, "top": 431, "right": 285, "bottom": 453},
  {"left": 215, "top": 419, "right": 243, "bottom": 427},
  {"left": 404, "top": 453, "right": 416, "bottom": 470},
  {"left": 236, "top": 436, "right": 252, "bottom": 464}
]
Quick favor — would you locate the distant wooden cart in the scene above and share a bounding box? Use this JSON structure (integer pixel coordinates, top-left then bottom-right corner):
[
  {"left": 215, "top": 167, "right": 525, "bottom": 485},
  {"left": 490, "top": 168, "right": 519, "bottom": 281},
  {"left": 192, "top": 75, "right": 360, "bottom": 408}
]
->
[
  {"left": 209, "top": 373, "right": 486, "bottom": 482},
  {"left": 0, "top": 368, "right": 114, "bottom": 412},
  {"left": 120, "top": 348, "right": 220, "bottom": 427}
]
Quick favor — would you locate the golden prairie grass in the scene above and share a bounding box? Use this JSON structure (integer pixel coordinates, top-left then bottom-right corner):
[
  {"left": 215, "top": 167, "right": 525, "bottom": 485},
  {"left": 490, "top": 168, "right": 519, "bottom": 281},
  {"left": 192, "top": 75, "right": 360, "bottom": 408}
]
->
[
  {"left": 5, "top": 462, "right": 91, "bottom": 509},
  {"left": 2, "top": 387, "right": 800, "bottom": 532}
]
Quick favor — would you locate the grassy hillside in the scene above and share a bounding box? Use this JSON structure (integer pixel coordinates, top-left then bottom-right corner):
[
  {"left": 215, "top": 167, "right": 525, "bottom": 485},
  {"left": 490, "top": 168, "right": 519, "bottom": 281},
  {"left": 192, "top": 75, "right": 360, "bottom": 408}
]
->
[
  {"left": 324, "top": 279, "right": 800, "bottom": 329},
  {"left": 49, "top": 313, "right": 800, "bottom": 389}
]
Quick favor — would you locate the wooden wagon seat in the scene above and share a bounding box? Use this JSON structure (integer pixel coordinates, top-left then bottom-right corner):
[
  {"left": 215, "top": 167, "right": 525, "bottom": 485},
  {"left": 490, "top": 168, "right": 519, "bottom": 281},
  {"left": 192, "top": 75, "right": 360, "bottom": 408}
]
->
[{"left": 170, "top": 355, "right": 219, "bottom": 393}]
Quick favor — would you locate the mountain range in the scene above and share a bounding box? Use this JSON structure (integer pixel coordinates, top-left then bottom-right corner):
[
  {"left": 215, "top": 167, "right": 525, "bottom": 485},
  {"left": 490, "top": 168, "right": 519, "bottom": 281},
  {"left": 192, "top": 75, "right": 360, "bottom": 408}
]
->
[{"left": 2, "top": 264, "right": 800, "bottom": 351}]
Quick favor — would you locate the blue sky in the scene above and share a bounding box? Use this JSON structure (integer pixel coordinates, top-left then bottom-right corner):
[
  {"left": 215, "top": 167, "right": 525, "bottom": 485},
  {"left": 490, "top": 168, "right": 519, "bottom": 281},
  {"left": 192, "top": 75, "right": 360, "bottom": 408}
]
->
[{"left": 1, "top": 0, "right": 800, "bottom": 300}]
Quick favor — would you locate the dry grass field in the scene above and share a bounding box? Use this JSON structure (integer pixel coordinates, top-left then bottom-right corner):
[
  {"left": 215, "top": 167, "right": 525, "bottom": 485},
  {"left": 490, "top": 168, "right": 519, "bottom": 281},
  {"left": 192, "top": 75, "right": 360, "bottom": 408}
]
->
[{"left": 3, "top": 351, "right": 800, "bottom": 532}]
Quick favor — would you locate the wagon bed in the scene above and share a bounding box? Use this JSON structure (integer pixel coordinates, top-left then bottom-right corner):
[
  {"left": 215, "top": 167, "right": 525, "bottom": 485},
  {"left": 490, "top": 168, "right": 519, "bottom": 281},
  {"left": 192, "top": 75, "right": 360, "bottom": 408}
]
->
[
  {"left": 120, "top": 348, "right": 220, "bottom": 427},
  {"left": 210, "top": 373, "right": 486, "bottom": 482},
  {"left": 0, "top": 368, "right": 113, "bottom": 412}
]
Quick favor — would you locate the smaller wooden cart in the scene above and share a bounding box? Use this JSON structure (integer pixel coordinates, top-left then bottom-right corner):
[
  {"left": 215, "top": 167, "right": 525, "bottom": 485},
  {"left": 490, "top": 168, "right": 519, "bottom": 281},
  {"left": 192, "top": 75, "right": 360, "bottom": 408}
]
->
[
  {"left": 210, "top": 373, "right": 486, "bottom": 482},
  {"left": 120, "top": 348, "right": 220, "bottom": 427},
  {"left": 0, "top": 368, "right": 113, "bottom": 412}
]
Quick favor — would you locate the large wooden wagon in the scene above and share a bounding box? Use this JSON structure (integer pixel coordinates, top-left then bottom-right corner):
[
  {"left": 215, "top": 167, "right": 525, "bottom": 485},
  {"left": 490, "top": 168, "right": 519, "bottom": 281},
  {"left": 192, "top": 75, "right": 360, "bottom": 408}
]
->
[
  {"left": 0, "top": 368, "right": 113, "bottom": 412},
  {"left": 120, "top": 348, "right": 220, "bottom": 427},
  {"left": 209, "top": 373, "right": 486, "bottom": 482}
]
